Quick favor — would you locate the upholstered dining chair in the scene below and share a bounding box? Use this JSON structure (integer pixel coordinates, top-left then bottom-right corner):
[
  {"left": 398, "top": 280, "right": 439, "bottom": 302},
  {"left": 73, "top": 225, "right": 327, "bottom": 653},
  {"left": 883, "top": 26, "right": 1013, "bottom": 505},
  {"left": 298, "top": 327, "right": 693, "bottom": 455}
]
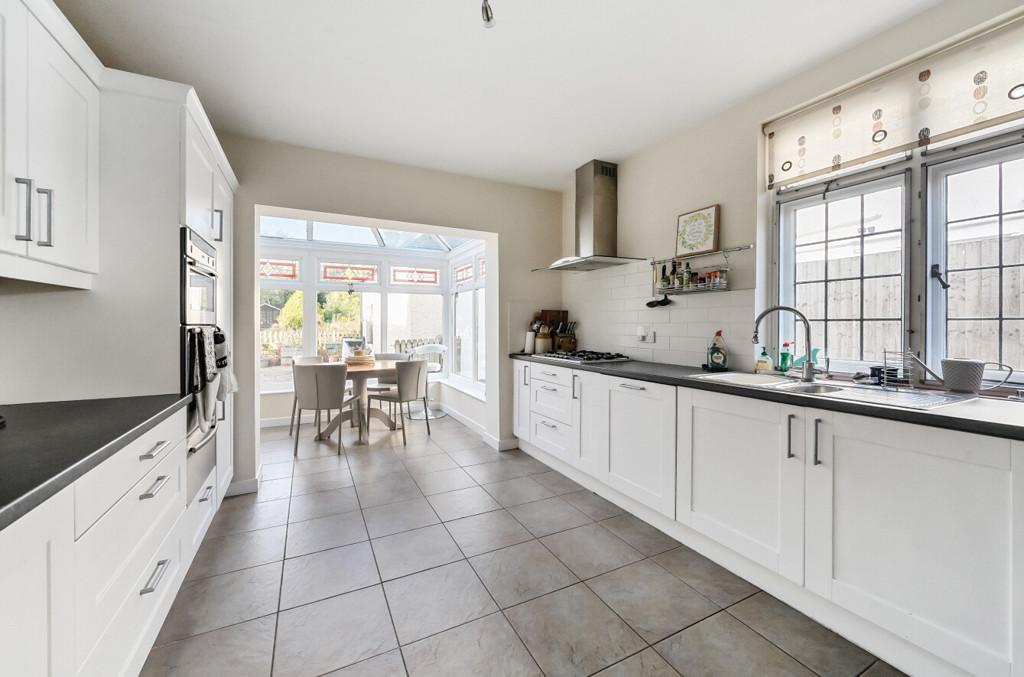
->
[
  {"left": 368, "top": 360, "right": 429, "bottom": 445},
  {"left": 292, "top": 363, "right": 359, "bottom": 455},
  {"left": 289, "top": 355, "right": 323, "bottom": 436},
  {"left": 367, "top": 352, "right": 407, "bottom": 417}
]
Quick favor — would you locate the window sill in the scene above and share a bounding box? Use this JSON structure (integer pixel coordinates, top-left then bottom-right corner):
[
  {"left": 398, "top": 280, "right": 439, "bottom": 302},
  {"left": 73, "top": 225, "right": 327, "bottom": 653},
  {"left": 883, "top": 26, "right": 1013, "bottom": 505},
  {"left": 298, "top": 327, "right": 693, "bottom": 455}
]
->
[{"left": 438, "top": 377, "right": 486, "bottom": 402}]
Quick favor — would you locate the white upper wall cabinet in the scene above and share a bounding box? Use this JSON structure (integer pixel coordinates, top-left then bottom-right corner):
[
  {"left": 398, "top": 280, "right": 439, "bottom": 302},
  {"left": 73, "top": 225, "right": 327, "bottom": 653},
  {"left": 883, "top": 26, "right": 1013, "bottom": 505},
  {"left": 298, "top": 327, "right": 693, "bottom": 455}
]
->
[
  {"left": 185, "top": 115, "right": 216, "bottom": 240},
  {"left": 0, "top": 0, "right": 99, "bottom": 287}
]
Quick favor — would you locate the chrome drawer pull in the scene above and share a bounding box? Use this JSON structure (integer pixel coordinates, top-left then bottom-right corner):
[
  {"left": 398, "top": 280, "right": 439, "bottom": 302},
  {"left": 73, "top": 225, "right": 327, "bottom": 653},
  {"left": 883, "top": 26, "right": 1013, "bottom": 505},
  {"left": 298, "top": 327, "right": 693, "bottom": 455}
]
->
[
  {"left": 541, "top": 371, "right": 557, "bottom": 377},
  {"left": 139, "top": 440, "right": 170, "bottom": 461},
  {"left": 785, "top": 414, "right": 795, "bottom": 459},
  {"left": 198, "top": 485, "right": 214, "bottom": 503},
  {"left": 35, "top": 188, "right": 53, "bottom": 247},
  {"left": 140, "top": 559, "right": 170, "bottom": 595},
  {"left": 813, "top": 418, "right": 823, "bottom": 466},
  {"left": 619, "top": 383, "right": 646, "bottom": 391},
  {"left": 139, "top": 475, "right": 170, "bottom": 500},
  {"left": 540, "top": 421, "right": 557, "bottom": 430},
  {"left": 539, "top": 385, "right": 558, "bottom": 392}
]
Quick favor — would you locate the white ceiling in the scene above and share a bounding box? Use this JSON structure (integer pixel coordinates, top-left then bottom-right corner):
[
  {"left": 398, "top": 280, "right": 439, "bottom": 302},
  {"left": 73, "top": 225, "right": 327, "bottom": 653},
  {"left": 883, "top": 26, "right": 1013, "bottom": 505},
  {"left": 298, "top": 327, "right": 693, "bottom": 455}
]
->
[{"left": 57, "top": 0, "right": 940, "bottom": 190}]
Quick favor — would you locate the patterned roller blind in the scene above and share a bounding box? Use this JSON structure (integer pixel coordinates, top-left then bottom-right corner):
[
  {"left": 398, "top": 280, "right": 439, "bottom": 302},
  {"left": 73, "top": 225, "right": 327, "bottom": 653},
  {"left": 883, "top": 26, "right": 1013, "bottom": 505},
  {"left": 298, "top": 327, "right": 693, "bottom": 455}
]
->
[{"left": 765, "top": 17, "right": 1024, "bottom": 189}]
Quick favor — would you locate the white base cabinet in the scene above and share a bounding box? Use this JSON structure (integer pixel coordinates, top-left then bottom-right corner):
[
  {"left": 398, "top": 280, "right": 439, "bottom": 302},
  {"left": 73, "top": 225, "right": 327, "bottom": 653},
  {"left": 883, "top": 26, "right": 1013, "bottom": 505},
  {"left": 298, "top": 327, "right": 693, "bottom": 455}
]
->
[
  {"left": 677, "top": 389, "right": 805, "bottom": 584},
  {"left": 805, "top": 411, "right": 1016, "bottom": 677},
  {"left": 513, "top": 360, "right": 531, "bottom": 443}
]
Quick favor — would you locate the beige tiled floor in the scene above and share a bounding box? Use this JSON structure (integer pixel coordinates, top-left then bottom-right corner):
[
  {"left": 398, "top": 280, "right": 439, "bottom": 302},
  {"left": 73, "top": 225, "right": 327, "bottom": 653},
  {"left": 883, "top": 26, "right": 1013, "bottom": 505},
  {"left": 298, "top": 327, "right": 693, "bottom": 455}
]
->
[{"left": 141, "top": 414, "right": 903, "bottom": 677}]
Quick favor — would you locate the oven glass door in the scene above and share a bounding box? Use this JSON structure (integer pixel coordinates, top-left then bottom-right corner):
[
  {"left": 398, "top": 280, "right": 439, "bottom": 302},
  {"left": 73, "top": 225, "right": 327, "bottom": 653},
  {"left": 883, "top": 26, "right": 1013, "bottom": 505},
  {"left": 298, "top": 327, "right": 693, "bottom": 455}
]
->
[{"left": 185, "top": 266, "right": 217, "bottom": 325}]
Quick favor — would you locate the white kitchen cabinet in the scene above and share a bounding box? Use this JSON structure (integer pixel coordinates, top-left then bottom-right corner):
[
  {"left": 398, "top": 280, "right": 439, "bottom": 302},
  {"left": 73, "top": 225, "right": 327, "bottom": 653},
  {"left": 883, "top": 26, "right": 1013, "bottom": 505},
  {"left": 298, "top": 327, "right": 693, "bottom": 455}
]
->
[
  {"left": 26, "top": 13, "right": 99, "bottom": 273},
  {"left": 677, "top": 389, "right": 805, "bottom": 584},
  {"left": 605, "top": 376, "right": 676, "bottom": 517},
  {"left": 0, "top": 487, "right": 75, "bottom": 677},
  {"left": 805, "top": 411, "right": 1015, "bottom": 677},
  {"left": 513, "top": 360, "right": 532, "bottom": 443},
  {"left": 0, "top": 0, "right": 99, "bottom": 287},
  {"left": 575, "top": 370, "right": 609, "bottom": 479},
  {"left": 214, "top": 168, "right": 234, "bottom": 497},
  {"left": 0, "top": 0, "right": 28, "bottom": 257},
  {"left": 185, "top": 114, "right": 215, "bottom": 239}
]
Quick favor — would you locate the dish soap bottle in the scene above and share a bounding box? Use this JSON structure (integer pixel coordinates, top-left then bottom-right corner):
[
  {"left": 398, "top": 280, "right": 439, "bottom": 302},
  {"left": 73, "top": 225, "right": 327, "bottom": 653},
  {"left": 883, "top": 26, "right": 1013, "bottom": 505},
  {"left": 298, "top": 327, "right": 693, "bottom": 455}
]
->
[
  {"left": 755, "top": 346, "right": 774, "bottom": 374},
  {"left": 707, "top": 330, "right": 729, "bottom": 371},
  {"left": 779, "top": 341, "right": 793, "bottom": 372}
]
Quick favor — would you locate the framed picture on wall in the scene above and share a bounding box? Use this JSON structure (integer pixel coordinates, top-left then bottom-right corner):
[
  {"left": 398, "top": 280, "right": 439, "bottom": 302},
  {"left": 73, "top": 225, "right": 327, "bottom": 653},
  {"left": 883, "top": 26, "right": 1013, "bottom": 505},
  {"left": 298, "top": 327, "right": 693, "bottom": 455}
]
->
[{"left": 675, "top": 204, "right": 720, "bottom": 257}]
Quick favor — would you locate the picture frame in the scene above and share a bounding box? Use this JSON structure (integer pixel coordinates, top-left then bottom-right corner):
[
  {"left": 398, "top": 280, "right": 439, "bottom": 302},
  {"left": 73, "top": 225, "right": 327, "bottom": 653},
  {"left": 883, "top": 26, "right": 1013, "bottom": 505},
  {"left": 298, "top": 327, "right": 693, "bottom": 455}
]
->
[{"left": 675, "top": 204, "right": 720, "bottom": 257}]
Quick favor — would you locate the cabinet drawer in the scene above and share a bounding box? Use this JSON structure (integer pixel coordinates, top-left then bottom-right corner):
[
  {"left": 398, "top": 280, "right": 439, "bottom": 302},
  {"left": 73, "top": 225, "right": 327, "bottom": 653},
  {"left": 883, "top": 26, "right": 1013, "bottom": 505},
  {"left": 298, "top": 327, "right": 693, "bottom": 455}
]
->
[
  {"left": 182, "top": 465, "right": 218, "bottom": 568},
  {"left": 529, "top": 378, "right": 575, "bottom": 425},
  {"left": 530, "top": 362, "right": 574, "bottom": 387},
  {"left": 75, "top": 408, "right": 186, "bottom": 538},
  {"left": 76, "top": 524, "right": 183, "bottom": 677},
  {"left": 530, "top": 412, "right": 578, "bottom": 462},
  {"left": 75, "top": 442, "right": 184, "bottom": 663}
]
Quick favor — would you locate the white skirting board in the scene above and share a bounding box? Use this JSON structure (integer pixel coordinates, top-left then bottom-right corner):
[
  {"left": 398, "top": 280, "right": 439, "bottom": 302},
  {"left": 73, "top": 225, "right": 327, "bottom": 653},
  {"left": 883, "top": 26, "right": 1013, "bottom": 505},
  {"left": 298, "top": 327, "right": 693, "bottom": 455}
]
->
[{"left": 516, "top": 438, "right": 973, "bottom": 677}]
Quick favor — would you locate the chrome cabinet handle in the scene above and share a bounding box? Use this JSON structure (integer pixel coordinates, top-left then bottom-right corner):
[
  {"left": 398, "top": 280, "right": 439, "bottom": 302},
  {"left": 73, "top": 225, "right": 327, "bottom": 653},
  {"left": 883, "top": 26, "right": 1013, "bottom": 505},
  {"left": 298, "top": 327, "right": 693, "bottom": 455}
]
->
[
  {"left": 540, "top": 420, "right": 557, "bottom": 430},
  {"left": 213, "top": 208, "right": 225, "bottom": 242},
  {"left": 813, "top": 418, "right": 823, "bottom": 466},
  {"left": 571, "top": 374, "right": 579, "bottom": 400},
  {"left": 619, "top": 383, "right": 646, "bottom": 391},
  {"left": 14, "top": 178, "right": 33, "bottom": 241},
  {"left": 35, "top": 188, "right": 53, "bottom": 246},
  {"left": 541, "top": 371, "right": 557, "bottom": 377},
  {"left": 140, "top": 474, "right": 170, "bottom": 500},
  {"left": 523, "top": 368, "right": 529, "bottom": 386},
  {"left": 140, "top": 559, "right": 170, "bottom": 595},
  {"left": 139, "top": 440, "right": 170, "bottom": 461},
  {"left": 218, "top": 400, "right": 226, "bottom": 421},
  {"left": 539, "top": 385, "right": 557, "bottom": 392},
  {"left": 198, "top": 485, "right": 214, "bottom": 503},
  {"left": 785, "top": 414, "right": 795, "bottom": 459}
]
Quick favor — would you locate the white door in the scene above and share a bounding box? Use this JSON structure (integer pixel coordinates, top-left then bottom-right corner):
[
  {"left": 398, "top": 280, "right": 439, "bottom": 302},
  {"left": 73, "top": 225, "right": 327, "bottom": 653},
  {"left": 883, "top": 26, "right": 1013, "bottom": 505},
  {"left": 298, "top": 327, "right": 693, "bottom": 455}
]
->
[
  {"left": 0, "top": 488, "right": 74, "bottom": 676},
  {"left": 512, "top": 361, "right": 531, "bottom": 443},
  {"left": 25, "top": 14, "right": 99, "bottom": 271},
  {"left": 213, "top": 170, "right": 233, "bottom": 496},
  {"left": 804, "top": 411, "right": 1015, "bottom": 677},
  {"left": 0, "top": 0, "right": 28, "bottom": 256},
  {"left": 677, "top": 389, "right": 804, "bottom": 583},
  {"left": 605, "top": 377, "right": 676, "bottom": 517},
  {"left": 185, "top": 115, "right": 215, "bottom": 239},
  {"left": 575, "top": 370, "right": 609, "bottom": 479}
]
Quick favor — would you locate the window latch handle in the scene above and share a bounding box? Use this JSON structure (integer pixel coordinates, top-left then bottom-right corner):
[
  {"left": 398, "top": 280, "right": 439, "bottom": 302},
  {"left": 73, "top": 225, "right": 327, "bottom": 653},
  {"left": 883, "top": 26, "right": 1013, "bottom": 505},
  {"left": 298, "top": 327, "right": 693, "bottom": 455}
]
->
[{"left": 930, "top": 264, "right": 950, "bottom": 290}]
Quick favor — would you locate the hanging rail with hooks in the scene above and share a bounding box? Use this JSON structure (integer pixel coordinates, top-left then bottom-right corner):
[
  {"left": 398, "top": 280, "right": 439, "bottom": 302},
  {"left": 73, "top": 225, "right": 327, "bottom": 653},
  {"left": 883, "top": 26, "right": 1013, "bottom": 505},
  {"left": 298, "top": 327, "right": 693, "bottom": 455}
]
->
[{"left": 649, "top": 243, "right": 754, "bottom": 295}]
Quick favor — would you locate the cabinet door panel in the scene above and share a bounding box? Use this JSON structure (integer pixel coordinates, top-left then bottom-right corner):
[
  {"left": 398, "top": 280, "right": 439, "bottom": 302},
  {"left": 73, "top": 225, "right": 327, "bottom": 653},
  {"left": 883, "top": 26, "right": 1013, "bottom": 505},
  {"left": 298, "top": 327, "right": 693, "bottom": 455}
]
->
[
  {"left": 680, "top": 390, "right": 804, "bottom": 583},
  {"left": 184, "top": 116, "right": 214, "bottom": 238},
  {"left": 606, "top": 378, "right": 675, "bottom": 516},
  {"left": 513, "top": 361, "right": 531, "bottom": 442},
  {"left": 576, "top": 371, "right": 609, "bottom": 479},
  {"left": 806, "top": 413, "right": 1013, "bottom": 677},
  {"left": 0, "top": 0, "right": 28, "bottom": 256},
  {"left": 213, "top": 171, "right": 233, "bottom": 496},
  {"left": 530, "top": 379, "right": 574, "bottom": 425},
  {"left": 26, "top": 15, "right": 99, "bottom": 271}
]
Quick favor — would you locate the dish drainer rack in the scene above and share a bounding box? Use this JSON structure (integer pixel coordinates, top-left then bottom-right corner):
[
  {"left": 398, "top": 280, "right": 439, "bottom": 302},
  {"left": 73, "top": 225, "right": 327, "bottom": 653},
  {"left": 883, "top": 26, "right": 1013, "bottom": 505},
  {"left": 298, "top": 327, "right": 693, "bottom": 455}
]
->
[{"left": 881, "top": 350, "right": 923, "bottom": 390}]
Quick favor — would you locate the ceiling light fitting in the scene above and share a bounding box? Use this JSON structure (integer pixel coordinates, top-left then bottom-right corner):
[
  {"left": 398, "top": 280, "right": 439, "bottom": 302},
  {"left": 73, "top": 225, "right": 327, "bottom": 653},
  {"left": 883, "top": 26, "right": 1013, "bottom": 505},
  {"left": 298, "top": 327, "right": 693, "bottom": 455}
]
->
[{"left": 481, "top": 0, "right": 495, "bottom": 28}]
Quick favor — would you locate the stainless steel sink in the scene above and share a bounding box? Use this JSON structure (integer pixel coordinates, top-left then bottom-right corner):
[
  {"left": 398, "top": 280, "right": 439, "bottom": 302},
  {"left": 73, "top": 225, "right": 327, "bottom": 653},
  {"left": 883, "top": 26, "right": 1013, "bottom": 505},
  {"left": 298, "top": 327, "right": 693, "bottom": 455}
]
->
[{"left": 777, "top": 383, "right": 844, "bottom": 394}]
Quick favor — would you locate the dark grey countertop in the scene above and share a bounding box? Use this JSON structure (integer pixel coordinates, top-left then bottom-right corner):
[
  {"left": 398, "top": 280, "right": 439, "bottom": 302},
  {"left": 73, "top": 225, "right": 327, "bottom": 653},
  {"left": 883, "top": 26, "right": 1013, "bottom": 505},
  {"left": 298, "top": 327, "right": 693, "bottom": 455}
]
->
[
  {"left": 511, "top": 354, "right": 1024, "bottom": 442},
  {"left": 0, "top": 394, "right": 191, "bottom": 531}
]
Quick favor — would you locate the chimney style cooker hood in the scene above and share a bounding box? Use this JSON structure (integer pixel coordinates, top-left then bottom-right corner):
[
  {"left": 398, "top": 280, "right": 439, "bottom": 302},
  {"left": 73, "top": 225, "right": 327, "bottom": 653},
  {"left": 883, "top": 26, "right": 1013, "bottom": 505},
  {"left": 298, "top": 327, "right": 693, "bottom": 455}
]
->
[{"left": 541, "top": 160, "right": 645, "bottom": 271}]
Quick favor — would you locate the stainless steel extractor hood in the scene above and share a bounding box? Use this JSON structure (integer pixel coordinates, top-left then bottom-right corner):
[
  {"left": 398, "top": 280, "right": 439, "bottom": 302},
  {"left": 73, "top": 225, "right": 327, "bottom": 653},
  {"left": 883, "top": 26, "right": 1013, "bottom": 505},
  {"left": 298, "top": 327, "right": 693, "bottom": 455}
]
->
[{"left": 541, "top": 160, "right": 645, "bottom": 271}]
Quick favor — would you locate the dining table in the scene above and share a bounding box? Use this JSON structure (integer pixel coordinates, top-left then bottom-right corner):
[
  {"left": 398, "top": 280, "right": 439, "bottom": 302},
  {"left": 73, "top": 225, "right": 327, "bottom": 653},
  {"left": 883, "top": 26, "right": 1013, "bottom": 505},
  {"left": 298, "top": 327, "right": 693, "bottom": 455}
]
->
[{"left": 315, "top": 360, "right": 400, "bottom": 445}]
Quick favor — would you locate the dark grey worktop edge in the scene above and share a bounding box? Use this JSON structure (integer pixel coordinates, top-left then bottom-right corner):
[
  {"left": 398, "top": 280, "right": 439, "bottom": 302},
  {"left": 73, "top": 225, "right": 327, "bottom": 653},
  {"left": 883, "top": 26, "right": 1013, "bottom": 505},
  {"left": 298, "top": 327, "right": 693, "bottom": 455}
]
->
[
  {"left": 0, "top": 394, "right": 192, "bottom": 531},
  {"left": 511, "top": 354, "right": 1024, "bottom": 442}
]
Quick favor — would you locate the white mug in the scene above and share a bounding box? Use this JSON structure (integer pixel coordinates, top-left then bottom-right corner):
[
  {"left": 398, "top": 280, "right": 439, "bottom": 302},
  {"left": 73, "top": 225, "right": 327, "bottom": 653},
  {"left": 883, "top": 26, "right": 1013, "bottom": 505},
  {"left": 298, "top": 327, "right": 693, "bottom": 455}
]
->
[{"left": 941, "top": 358, "right": 1014, "bottom": 393}]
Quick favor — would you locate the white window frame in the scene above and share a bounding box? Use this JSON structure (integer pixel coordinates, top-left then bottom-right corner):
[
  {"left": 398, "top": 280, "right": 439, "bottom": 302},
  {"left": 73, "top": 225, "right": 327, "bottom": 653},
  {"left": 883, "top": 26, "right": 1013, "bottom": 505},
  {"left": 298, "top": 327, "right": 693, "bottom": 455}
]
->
[
  {"left": 777, "top": 173, "right": 909, "bottom": 374},
  {"left": 926, "top": 142, "right": 1024, "bottom": 383},
  {"left": 770, "top": 126, "right": 1024, "bottom": 387},
  {"left": 448, "top": 242, "right": 487, "bottom": 389}
]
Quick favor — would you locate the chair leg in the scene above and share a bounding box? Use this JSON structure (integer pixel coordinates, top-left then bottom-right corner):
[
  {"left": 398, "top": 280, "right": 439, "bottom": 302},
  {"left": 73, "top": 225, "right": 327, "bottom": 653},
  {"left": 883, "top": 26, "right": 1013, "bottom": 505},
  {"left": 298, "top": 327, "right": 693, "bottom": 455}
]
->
[
  {"left": 289, "top": 396, "right": 297, "bottom": 436},
  {"left": 293, "top": 410, "right": 301, "bottom": 457},
  {"left": 337, "top": 413, "right": 343, "bottom": 455},
  {"left": 423, "top": 398, "right": 431, "bottom": 435},
  {"left": 399, "top": 403, "right": 406, "bottom": 445}
]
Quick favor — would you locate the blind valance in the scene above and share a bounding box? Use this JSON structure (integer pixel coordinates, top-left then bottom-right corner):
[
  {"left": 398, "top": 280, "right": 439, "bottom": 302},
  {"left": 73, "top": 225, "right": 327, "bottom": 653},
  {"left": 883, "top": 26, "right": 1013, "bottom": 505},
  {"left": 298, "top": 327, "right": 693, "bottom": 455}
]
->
[{"left": 765, "top": 17, "right": 1024, "bottom": 189}]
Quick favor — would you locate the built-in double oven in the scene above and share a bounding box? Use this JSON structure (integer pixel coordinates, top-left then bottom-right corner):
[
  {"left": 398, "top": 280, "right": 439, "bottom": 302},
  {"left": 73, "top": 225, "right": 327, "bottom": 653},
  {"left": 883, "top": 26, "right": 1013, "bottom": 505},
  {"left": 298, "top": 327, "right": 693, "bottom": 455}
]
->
[{"left": 181, "top": 226, "right": 219, "bottom": 504}]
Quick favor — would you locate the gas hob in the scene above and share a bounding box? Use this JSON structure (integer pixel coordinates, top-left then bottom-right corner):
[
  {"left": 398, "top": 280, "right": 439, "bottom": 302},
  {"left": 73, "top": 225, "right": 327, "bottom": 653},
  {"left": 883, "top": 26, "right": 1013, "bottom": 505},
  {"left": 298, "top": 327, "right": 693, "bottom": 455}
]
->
[{"left": 533, "top": 351, "right": 631, "bottom": 364}]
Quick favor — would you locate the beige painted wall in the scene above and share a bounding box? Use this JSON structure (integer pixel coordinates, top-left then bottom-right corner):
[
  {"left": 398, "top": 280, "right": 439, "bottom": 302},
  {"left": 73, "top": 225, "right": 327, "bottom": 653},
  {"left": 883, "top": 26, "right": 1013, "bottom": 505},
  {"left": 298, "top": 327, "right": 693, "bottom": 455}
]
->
[
  {"left": 561, "top": 0, "right": 1023, "bottom": 368},
  {"left": 222, "top": 133, "right": 563, "bottom": 486}
]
